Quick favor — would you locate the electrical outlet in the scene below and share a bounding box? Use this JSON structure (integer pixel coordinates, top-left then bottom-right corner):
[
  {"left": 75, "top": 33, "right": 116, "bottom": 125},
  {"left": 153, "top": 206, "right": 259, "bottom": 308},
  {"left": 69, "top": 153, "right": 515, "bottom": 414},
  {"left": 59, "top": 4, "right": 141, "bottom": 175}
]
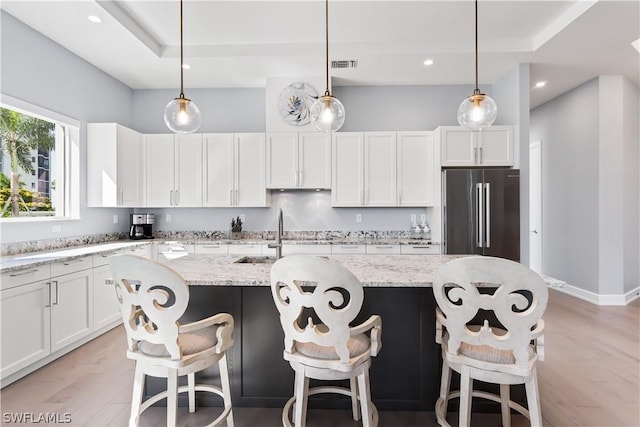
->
[
  {"left": 51, "top": 225, "right": 61, "bottom": 233},
  {"left": 410, "top": 214, "right": 417, "bottom": 223},
  {"left": 166, "top": 214, "right": 172, "bottom": 223},
  {"left": 420, "top": 214, "right": 426, "bottom": 223},
  {"left": 239, "top": 214, "right": 246, "bottom": 222},
  {"left": 356, "top": 214, "right": 362, "bottom": 223},
  {"left": 113, "top": 214, "right": 119, "bottom": 224}
]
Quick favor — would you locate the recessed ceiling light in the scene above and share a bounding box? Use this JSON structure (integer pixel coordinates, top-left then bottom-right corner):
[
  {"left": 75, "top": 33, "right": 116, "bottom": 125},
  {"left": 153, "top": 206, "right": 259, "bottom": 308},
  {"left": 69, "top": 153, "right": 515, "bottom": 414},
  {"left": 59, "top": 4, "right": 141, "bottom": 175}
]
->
[
  {"left": 535, "top": 81, "right": 547, "bottom": 89},
  {"left": 88, "top": 15, "right": 101, "bottom": 24},
  {"left": 632, "top": 38, "right": 640, "bottom": 53},
  {"left": 423, "top": 59, "right": 435, "bottom": 66},
  {"left": 182, "top": 64, "right": 191, "bottom": 70}
]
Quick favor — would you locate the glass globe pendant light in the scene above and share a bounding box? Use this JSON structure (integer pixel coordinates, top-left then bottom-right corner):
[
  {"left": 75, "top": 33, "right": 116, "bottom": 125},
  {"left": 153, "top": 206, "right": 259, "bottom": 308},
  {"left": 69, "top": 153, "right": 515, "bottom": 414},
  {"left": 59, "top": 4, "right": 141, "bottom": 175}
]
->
[
  {"left": 310, "top": 0, "right": 345, "bottom": 132},
  {"left": 457, "top": 0, "right": 497, "bottom": 132},
  {"left": 164, "top": 0, "right": 201, "bottom": 134}
]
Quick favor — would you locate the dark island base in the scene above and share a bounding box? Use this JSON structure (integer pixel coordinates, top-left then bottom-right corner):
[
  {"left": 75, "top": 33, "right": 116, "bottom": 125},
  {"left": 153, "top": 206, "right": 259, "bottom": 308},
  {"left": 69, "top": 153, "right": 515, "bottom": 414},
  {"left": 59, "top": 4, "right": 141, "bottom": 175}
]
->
[{"left": 145, "top": 287, "right": 525, "bottom": 413}]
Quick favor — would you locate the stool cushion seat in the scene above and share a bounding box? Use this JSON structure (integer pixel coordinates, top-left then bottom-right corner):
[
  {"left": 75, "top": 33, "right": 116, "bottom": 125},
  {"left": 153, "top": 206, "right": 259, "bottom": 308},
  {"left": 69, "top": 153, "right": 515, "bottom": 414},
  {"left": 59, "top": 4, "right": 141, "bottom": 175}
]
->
[
  {"left": 295, "top": 333, "right": 370, "bottom": 360},
  {"left": 139, "top": 326, "right": 219, "bottom": 357}
]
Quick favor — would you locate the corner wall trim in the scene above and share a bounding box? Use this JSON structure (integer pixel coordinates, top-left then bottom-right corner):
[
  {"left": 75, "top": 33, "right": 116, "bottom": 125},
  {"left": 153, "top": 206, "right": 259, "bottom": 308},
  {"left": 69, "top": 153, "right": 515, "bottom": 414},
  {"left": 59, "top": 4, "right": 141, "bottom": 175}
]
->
[{"left": 551, "top": 283, "right": 639, "bottom": 306}]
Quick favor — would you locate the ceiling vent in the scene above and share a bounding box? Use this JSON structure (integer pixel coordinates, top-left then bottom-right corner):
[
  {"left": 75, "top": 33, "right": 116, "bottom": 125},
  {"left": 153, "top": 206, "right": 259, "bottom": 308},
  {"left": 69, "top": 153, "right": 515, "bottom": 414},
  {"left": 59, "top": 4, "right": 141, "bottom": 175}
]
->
[{"left": 331, "top": 60, "right": 358, "bottom": 69}]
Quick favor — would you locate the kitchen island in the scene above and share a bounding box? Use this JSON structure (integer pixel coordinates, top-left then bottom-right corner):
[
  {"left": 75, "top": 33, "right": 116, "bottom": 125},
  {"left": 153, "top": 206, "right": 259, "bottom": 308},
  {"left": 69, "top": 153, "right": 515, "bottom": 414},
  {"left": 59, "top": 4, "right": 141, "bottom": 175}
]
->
[{"left": 149, "top": 252, "right": 472, "bottom": 412}]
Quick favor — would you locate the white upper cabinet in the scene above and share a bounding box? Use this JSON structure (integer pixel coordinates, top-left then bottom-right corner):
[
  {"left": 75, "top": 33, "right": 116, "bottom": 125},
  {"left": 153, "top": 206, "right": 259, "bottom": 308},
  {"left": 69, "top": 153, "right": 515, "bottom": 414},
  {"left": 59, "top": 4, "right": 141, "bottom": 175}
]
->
[
  {"left": 266, "top": 132, "right": 331, "bottom": 189},
  {"left": 364, "top": 132, "right": 397, "bottom": 206},
  {"left": 332, "top": 131, "right": 434, "bottom": 207},
  {"left": 332, "top": 132, "right": 365, "bottom": 206},
  {"left": 203, "top": 133, "right": 269, "bottom": 207},
  {"left": 332, "top": 132, "right": 396, "bottom": 207},
  {"left": 87, "top": 123, "right": 144, "bottom": 207},
  {"left": 397, "top": 131, "right": 435, "bottom": 206},
  {"left": 439, "top": 125, "right": 513, "bottom": 167},
  {"left": 145, "top": 134, "right": 203, "bottom": 207}
]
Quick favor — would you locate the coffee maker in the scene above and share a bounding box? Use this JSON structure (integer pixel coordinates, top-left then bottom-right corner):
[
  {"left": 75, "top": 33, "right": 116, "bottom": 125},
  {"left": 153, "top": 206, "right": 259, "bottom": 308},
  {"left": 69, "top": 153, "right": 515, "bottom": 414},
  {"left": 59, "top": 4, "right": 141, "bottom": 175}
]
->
[{"left": 129, "top": 213, "right": 155, "bottom": 240}]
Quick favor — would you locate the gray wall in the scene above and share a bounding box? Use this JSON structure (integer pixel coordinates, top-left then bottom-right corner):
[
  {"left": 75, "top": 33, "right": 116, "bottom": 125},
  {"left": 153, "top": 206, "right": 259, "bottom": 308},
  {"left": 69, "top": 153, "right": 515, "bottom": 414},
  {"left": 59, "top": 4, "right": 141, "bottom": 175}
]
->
[
  {"left": 531, "top": 76, "right": 640, "bottom": 297},
  {"left": 0, "top": 11, "right": 133, "bottom": 244}
]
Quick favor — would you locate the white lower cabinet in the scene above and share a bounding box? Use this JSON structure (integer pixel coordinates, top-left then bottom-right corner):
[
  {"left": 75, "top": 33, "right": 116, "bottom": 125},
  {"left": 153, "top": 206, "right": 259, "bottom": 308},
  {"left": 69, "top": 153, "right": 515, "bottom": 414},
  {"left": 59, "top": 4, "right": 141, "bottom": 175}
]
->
[
  {"left": 0, "top": 280, "right": 51, "bottom": 378},
  {"left": 92, "top": 251, "right": 124, "bottom": 331},
  {"left": 50, "top": 268, "right": 93, "bottom": 352}
]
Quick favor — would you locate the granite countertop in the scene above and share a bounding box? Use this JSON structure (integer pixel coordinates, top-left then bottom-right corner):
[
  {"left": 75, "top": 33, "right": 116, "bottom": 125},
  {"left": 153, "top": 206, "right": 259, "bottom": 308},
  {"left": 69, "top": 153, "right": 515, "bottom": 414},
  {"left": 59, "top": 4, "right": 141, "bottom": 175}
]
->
[
  {"left": 0, "top": 241, "right": 149, "bottom": 273},
  {"left": 181, "top": 239, "right": 440, "bottom": 246},
  {"left": 160, "top": 253, "right": 462, "bottom": 287}
]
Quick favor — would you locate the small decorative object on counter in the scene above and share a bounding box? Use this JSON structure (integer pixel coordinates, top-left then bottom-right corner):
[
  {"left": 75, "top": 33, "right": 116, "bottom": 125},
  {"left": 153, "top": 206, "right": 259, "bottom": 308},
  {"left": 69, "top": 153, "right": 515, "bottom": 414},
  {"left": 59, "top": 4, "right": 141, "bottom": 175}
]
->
[{"left": 231, "top": 216, "right": 243, "bottom": 239}]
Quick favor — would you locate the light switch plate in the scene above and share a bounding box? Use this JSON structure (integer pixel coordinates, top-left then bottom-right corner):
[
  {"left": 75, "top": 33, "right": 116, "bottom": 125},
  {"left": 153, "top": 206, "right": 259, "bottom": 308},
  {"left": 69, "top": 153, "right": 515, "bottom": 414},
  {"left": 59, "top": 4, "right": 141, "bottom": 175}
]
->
[
  {"left": 356, "top": 214, "right": 362, "bottom": 223},
  {"left": 166, "top": 214, "right": 172, "bottom": 223}
]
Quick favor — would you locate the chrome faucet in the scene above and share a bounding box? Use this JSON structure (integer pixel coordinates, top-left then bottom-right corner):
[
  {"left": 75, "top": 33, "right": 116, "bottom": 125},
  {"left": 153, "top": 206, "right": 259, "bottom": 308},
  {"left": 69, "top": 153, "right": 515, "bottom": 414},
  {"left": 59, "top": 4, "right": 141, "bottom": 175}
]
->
[{"left": 268, "top": 208, "right": 284, "bottom": 259}]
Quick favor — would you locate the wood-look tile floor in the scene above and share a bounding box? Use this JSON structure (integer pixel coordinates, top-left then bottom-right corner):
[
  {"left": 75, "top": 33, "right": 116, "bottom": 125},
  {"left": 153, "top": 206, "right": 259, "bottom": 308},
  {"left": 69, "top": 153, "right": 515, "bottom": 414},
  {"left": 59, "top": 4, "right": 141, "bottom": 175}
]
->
[{"left": 1, "top": 290, "right": 638, "bottom": 427}]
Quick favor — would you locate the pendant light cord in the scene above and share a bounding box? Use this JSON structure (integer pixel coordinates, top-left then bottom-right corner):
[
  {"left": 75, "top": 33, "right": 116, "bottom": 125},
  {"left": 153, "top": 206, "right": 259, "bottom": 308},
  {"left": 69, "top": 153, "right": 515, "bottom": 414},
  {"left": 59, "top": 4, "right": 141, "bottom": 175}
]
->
[
  {"left": 324, "top": 0, "right": 330, "bottom": 96},
  {"left": 179, "top": 0, "right": 185, "bottom": 99},
  {"left": 474, "top": 0, "right": 479, "bottom": 94}
]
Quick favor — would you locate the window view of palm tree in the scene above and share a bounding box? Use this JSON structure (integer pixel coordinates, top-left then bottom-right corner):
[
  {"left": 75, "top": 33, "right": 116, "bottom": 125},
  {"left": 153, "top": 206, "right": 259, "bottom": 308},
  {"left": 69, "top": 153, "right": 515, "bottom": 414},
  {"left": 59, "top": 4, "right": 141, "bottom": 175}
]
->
[{"left": 0, "top": 107, "right": 56, "bottom": 218}]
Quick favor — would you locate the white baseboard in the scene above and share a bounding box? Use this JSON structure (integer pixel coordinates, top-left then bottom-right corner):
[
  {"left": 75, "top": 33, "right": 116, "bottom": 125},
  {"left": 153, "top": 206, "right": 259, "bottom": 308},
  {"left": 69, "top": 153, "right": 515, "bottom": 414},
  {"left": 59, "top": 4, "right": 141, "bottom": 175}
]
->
[{"left": 551, "top": 283, "right": 640, "bottom": 306}]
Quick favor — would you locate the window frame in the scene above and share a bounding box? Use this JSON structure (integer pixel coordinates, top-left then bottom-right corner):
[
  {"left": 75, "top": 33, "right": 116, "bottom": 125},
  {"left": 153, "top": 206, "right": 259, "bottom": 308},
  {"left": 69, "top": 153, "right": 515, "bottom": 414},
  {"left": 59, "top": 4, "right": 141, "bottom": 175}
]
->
[{"left": 0, "top": 94, "right": 80, "bottom": 221}]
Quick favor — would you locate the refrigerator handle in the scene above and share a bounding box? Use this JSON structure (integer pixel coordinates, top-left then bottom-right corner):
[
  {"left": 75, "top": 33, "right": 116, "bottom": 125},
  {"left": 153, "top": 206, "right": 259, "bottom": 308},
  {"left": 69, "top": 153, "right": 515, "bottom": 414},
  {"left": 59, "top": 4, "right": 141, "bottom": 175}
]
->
[
  {"left": 485, "top": 182, "right": 490, "bottom": 248},
  {"left": 476, "top": 183, "right": 483, "bottom": 248}
]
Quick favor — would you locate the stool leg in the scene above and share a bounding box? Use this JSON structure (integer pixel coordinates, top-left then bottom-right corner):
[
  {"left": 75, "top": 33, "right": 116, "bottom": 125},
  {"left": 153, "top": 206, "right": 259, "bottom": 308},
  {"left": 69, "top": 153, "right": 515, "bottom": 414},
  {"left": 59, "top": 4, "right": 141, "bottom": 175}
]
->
[
  {"left": 525, "top": 367, "right": 543, "bottom": 427},
  {"left": 350, "top": 377, "right": 361, "bottom": 421},
  {"left": 188, "top": 373, "right": 196, "bottom": 413},
  {"left": 293, "top": 370, "right": 309, "bottom": 427},
  {"left": 357, "top": 369, "right": 373, "bottom": 427},
  {"left": 500, "top": 384, "right": 511, "bottom": 427},
  {"left": 439, "top": 358, "right": 452, "bottom": 419},
  {"left": 129, "top": 364, "right": 145, "bottom": 427},
  {"left": 219, "top": 354, "right": 235, "bottom": 427},
  {"left": 167, "top": 368, "right": 178, "bottom": 427},
  {"left": 458, "top": 365, "right": 473, "bottom": 427}
]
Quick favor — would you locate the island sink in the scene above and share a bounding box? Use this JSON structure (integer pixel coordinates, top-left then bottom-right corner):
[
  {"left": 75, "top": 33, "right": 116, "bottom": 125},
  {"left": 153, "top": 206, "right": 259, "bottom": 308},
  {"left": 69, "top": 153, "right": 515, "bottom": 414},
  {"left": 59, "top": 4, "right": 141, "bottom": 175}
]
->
[{"left": 233, "top": 255, "right": 277, "bottom": 264}]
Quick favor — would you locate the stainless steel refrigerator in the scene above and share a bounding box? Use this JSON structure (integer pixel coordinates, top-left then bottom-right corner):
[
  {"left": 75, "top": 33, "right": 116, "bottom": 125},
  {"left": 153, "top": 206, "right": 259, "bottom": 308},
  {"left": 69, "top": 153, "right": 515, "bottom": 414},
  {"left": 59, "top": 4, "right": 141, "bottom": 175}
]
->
[{"left": 443, "top": 169, "right": 520, "bottom": 261}]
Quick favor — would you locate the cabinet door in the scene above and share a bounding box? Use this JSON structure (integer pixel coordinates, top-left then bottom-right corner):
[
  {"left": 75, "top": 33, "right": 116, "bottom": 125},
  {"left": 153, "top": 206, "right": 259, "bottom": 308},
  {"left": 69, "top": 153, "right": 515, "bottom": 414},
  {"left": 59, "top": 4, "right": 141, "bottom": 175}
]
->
[
  {"left": 440, "top": 127, "right": 476, "bottom": 166},
  {"left": 235, "top": 133, "right": 268, "bottom": 207},
  {"left": 332, "top": 133, "right": 364, "bottom": 207},
  {"left": 50, "top": 270, "right": 93, "bottom": 352},
  {"left": 87, "top": 123, "right": 143, "bottom": 207},
  {"left": 266, "top": 133, "right": 298, "bottom": 189},
  {"left": 397, "top": 131, "right": 434, "bottom": 206},
  {"left": 478, "top": 126, "right": 514, "bottom": 166},
  {"left": 364, "top": 132, "right": 396, "bottom": 206},
  {"left": 116, "top": 125, "right": 144, "bottom": 206},
  {"left": 299, "top": 132, "right": 331, "bottom": 189},
  {"left": 92, "top": 264, "right": 121, "bottom": 330},
  {"left": 175, "top": 134, "right": 203, "bottom": 207},
  {"left": 203, "top": 134, "right": 235, "bottom": 207},
  {"left": 0, "top": 281, "right": 51, "bottom": 379},
  {"left": 145, "top": 134, "right": 175, "bottom": 207}
]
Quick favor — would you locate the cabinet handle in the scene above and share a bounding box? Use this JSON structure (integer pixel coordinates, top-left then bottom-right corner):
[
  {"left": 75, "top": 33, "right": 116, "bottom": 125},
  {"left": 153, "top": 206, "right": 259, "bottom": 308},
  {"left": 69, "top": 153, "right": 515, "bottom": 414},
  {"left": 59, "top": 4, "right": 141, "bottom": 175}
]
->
[
  {"left": 202, "top": 245, "right": 220, "bottom": 249},
  {"left": 299, "top": 170, "right": 303, "bottom": 187},
  {"left": 229, "top": 189, "right": 233, "bottom": 205},
  {"left": 169, "top": 190, "right": 174, "bottom": 206},
  {"left": 340, "top": 245, "right": 357, "bottom": 249},
  {"left": 374, "top": 246, "right": 393, "bottom": 249},
  {"left": 119, "top": 187, "right": 123, "bottom": 205},
  {"left": 105, "top": 278, "right": 114, "bottom": 285},
  {"left": 175, "top": 190, "right": 180, "bottom": 206},
  {"left": 52, "top": 280, "right": 59, "bottom": 305},
  {"left": 9, "top": 269, "right": 39, "bottom": 277},
  {"left": 236, "top": 189, "right": 239, "bottom": 205},
  {"left": 474, "top": 147, "right": 478, "bottom": 164},
  {"left": 45, "top": 282, "right": 52, "bottom": 308},
  {"left": 399, "top": 190, "right": 402, "bottom": 205},
  {"left": 63, "top": 259, "right": 86, "bottom": 266},
  {"left": 294, "top": 170, "right": 298, "bottom": 187},
  {"left": 412, "top": 245, "right": 431, "bottom": 249}
]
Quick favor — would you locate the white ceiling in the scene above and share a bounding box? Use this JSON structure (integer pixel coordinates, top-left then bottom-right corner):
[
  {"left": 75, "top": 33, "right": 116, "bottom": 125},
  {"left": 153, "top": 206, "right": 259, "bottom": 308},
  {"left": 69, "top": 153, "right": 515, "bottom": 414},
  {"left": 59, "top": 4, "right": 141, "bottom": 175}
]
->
[{"left": 2, "top": 0, "right": 639, "bottom": 108}]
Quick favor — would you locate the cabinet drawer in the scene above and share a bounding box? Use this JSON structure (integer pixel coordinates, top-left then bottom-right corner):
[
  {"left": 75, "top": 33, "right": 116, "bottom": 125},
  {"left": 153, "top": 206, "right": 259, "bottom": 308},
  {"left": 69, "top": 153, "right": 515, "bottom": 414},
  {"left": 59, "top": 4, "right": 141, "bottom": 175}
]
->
[
  {"left": 1, "top": 265, "right": 51, "bottom": 291},
  {"left": 331, "top": 245, "right": 366, "bottom": 254},
  {"left": 228, "top": 244, "right": 263, "bottom": 255},
  {"left": 124, "top": 244, "right": 151, "bottom": 258},
  {"left": 365, "top": 244, "right": 401, "bottom": 254},
  {"left": 194, "top": 244, "right": 229, "bottom": 254},
  {"left": 92, "top": 249, "right": 125, "bottom": 268},
  {"left": 282, "top": 244, "right": 331, "bottom": 256},
  {"left": 51, "top": 255, "right": 93, "bottom": 277},
  {"left": 400, "top": 244, "right": 440, "bottom": 255}
]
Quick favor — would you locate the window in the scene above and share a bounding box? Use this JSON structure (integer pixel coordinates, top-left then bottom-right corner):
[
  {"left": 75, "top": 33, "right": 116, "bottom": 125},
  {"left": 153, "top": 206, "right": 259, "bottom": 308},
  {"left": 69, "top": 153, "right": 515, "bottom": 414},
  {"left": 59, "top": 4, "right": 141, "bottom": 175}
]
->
[{"left": 0, "top": 96, "right": 79, "bottom": 220}]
